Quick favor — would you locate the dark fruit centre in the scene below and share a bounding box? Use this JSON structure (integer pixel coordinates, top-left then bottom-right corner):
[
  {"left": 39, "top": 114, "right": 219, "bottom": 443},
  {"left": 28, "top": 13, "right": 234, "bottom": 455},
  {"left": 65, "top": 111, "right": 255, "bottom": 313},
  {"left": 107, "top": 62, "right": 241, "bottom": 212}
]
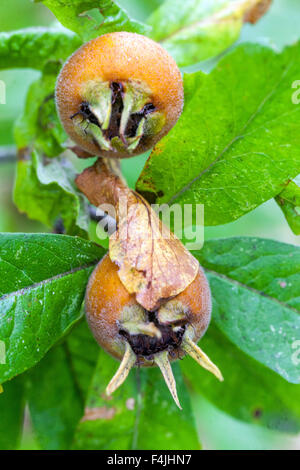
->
[
  {"left": 71, "top": 81, "right": 155, "bottom": 141},
  {"left": 119, "top": 311, "right": 186, "bottom": 360}
]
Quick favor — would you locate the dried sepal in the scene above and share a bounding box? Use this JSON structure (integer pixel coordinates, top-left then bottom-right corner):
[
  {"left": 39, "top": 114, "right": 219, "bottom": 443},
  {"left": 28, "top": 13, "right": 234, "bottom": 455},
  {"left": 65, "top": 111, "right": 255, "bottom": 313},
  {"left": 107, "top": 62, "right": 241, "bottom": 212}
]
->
[
  {"left": 72, "top": 79, "right": 164, "bottom": 155},
  {"left": 106, "top": 341, "right": 137, "bottom": 396},
  {"left": 182, "top": 336, "right": 223, "bottom": 382},
  {"left": 154, "top": 350, "right": 182, "bottom": 410},
  {"left": 120, "top": 304, "right": 162, "bottom": 338}
]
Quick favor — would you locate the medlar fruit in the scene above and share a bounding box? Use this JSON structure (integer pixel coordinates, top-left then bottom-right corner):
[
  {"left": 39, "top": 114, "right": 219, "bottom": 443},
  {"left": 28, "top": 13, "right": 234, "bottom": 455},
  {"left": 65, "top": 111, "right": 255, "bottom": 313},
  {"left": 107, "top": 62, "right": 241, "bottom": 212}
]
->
[
  {"left": 85, "top": 254, "right": 222, "bottom": 408},
  {"left": 55, "top": 32, "right": 183, "bottom": 159}
]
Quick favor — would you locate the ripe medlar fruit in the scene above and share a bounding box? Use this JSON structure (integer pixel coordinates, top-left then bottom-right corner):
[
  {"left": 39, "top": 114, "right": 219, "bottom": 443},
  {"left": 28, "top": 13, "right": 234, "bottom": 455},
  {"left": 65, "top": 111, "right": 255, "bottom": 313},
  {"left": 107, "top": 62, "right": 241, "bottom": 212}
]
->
[
  {"left": 55, "top": 32, "right": 183, "bottom": 159},
  {"left": 85, "top": 254, "right": 222, "bottom": 408}
]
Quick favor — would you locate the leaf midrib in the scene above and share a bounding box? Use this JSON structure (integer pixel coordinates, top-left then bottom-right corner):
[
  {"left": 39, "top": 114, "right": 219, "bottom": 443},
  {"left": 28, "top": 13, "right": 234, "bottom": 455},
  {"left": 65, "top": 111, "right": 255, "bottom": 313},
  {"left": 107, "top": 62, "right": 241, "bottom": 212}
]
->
[
  {"left": 167, "top": 51, "right": 294, "bottom": 205},
  {"left": 205, "top": 267, "right": 300, "bottom": 315},
  {"left": 205, "top": 323, "right": 300, "bottom": 417},
  {"left": 0, "top": 261, "right": 97, "bottom": 301},
  {"left": 158, "top": 0, "right": 242, "bottom": 44}
]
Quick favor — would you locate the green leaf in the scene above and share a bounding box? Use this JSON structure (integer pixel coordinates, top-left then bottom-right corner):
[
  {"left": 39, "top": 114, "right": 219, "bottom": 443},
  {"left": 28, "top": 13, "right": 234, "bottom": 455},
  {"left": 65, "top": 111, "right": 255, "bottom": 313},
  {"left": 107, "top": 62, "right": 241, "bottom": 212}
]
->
[
  {"left": 0, "top": 28, "right": 81, "bottom": 71},
  {"left": 27, "top": 320, "right": 100, "bottom": 449},
  {"left": 65, "top": 319, "right": 99, "bottom": 399},
  {"left": 38, "top": 0, "right": 150, "bottom": 41},
  {"left": 73, "top": 350, "right": 200, "bottom": 450},
  {"left": 0, "top": 233, "right": 105, "bottom": 384},
  {"left": 73, "top": 350, "right": 137, "bottom": 450},
  {"left": 194, "top": 237, "right": 300, "bottom": 383},
  {"left": 136, "top": 43, "right": 300, "bottom": 226},
  {"left": 14, "top": 151, "right": 89, "bottom": 237},
  {"left": 134, "top": 365, "right": 200, "bottom": 450},
  {"left": 148, "top": 0, "right": 269, "bottom": 67},
  {"left": 181, "top": 323, "right": 300, "bottom": 433},
  {"left": 275, "top": 180, "right": 300, "bottom": 235},
  {"left": 27, "top": 345, "right": 83, "bottom": 450},
  {"left": 0, "top": 376, "right": 25, "bottom": 449},
  {"left": 14, "top": 74, "right": 66, "bottom": 157}
]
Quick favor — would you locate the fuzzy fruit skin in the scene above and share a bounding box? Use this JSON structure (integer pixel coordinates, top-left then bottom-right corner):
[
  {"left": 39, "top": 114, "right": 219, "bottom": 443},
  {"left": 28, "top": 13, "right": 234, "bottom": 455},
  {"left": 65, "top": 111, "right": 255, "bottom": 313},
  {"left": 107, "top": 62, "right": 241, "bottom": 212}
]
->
[
  {"left": 85, "top": 254, "right": 136, "bottom": 360},
  {"left": 85, "top": 254, "right": 211, "bottom": 363},
  {"left": 55, "top": 32, "right": 183, "bottom": 158}
]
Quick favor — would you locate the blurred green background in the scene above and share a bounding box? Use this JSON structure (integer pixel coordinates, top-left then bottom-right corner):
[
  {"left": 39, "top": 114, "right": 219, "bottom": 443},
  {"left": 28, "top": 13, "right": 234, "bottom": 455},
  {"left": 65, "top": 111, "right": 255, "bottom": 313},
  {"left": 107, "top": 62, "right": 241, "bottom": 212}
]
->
[{"left": 0, "top": 0, "right": 299, "bottom": 450}]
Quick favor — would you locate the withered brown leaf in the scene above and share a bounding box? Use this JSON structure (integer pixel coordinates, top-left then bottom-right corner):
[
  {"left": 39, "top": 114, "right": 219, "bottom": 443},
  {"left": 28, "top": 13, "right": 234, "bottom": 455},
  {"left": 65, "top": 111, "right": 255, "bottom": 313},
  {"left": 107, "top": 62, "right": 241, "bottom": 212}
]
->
[
  {"left": 244, "top": 0, "right": 272, "bottom": 24},
  {"left": 76, "top": 159, "right": 199, "bottom": 311}
]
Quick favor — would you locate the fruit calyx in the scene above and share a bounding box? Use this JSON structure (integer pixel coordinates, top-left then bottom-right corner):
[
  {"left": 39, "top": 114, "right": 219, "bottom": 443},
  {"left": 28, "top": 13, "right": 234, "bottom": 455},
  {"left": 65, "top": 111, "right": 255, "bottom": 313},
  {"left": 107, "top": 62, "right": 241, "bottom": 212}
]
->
[
  {"left": 106, "top": 299, "right": 223, "bottom": 409},
  {"left": 71, "top": 79, "right": 165, "bottom": 154},
  {"left": 119, "top": 309, "right": 186, "bottom": 359}
]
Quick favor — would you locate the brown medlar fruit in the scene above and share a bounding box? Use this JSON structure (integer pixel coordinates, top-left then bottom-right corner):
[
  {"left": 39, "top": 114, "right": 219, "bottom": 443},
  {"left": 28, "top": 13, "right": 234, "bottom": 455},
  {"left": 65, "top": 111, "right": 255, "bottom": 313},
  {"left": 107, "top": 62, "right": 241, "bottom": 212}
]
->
[
  {"left": 55, "top": 32, "right": 183, "bottom": 159},
  {"left": 85, "top": 254, "right": 222, "bottom": 408}
]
